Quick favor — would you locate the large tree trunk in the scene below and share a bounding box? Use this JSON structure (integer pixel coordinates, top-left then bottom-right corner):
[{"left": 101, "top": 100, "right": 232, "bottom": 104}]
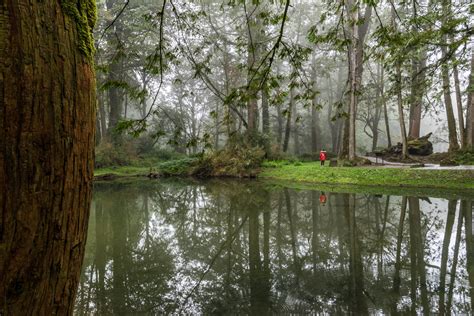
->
[
  {"left": 346, "top": 1, "right": 372, "bottom": 160},
  {"left": 0, "top": 1, "right": 96, "bottom": 314}
]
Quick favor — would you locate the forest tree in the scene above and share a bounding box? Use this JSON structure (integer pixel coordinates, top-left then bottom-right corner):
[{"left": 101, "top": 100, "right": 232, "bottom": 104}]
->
[{"left": 0, "top": 0, "right": 96, "bottom": 314}]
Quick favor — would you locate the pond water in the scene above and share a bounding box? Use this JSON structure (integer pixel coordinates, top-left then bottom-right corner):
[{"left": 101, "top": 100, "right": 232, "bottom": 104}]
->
[{"left": 75, "top": 179, "right": 474, "bottom": 315}]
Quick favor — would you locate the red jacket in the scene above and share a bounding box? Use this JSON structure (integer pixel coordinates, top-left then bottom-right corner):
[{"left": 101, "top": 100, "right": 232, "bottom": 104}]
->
[
  {"left": 319, "top": 151, "right": 327, "bottom": 161},
  {"left": 319, "top": 194, "right": 327, "bottom": 204}
]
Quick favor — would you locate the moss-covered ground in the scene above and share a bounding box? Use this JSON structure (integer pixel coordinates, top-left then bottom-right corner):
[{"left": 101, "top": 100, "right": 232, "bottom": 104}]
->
[{"left": 260, "top": 161, "right": 474, "bottom": 191}]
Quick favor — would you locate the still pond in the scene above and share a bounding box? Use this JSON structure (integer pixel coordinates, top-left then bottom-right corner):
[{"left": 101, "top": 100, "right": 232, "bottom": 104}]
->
[{"left": 75, "top": 179, "right": 474, "bottom": 315}]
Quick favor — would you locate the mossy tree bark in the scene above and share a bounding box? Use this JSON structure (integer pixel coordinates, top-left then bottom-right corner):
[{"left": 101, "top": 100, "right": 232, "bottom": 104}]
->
[{"left": 0, "top": 0, "right": 96, "bottom": 314}]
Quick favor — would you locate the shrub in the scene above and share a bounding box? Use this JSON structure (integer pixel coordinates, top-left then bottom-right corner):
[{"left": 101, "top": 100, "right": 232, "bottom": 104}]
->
[
  {"left": 95, "top": 142, "right": 134, "bottom": 168},
  {"left": 195, "top": 144, "right": 265, "bottom": 177},
  {"left": 454, "top": 149, "right": 474, "bottom": 165},
  {"left": 158, "top": 158, "right": 199, "bottom": 176}
]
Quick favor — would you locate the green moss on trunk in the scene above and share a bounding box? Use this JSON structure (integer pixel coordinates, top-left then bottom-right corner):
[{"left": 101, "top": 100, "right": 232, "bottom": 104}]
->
[{"left": 61, "top": 0, "right": 97, "bottom": 62}]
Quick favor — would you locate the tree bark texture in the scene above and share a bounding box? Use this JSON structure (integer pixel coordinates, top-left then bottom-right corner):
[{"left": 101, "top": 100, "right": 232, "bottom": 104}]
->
[{"left": 0, "top": 0, "right": 96, "bottom": 314}]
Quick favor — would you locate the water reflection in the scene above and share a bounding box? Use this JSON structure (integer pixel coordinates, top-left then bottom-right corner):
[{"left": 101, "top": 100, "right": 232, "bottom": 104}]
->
[{"left": 75, "top": 179, "right": 474, "bottom": 315}]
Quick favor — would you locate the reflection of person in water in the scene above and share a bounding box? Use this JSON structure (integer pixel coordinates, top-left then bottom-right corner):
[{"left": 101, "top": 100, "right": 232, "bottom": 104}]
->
[{"left": 319, "top": 192, "right": 327, "bottom": 205}]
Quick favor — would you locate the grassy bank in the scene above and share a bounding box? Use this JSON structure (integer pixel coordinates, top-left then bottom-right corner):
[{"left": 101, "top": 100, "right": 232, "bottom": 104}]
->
[
  {"left": 260, "top": 161, "right": 474, "bottom": 190},
  {"left": 94, "top": 159, "right": 474, "bottom": 191}
]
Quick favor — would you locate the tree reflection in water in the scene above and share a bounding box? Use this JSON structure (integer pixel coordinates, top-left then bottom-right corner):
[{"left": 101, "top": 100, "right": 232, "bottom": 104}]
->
[{"left": 75, "top": 179, "right": 474, "bottom": 315}]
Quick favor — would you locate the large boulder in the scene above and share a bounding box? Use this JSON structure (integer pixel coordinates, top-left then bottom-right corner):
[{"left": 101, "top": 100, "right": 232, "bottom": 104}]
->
[
  {"left": 407, "top": 133, "right": 433, "bottom": 156},
  {"left": 380, "top": 133, "right": 433, "bottom": 157}
]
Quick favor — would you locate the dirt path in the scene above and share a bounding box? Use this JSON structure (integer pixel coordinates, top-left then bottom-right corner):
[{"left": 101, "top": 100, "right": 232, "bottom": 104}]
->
[{"left": 362, "top": 156, "right": 474, "bottom": 170}]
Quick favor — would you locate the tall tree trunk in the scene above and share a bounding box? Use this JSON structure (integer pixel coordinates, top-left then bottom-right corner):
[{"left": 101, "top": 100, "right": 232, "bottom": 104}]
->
[
  {"left": 371, "top": 63, "right": 383, "bottom": 151},
  {"left": 214, "top": 99, "right": 220, "bottom": 150},
  {"left": 262, "top": 87, "right": 270, "bottom": 152},
  {"left": 293, "top": 96, "right": 300, "bottom": 156},
  {"left": 311, "top": 56, "right": 321, "bottom": 154},
  {"left": 0, "top": 1, "right": 96, "bottom": 314},
  {"left": 339, "top": 119, "right": 350, "bottom": 158},
  {"left": 331, "top": 64, "right": 345, "bottom": 153},
  {"left": 98, "top": 92, "right": 107, "bottom": 142},
  {"left": 452, "top": 63, "right": 465, "bottom": 148},
  {"left": 467, "top": 51, "right": 474, "bottom": 146},
  {"left": 440, "top": 0, "right": 459, "bottom": 152},
  {"left": 246, "top": 2, "right": 260, "bottom": 140},
  {"left": 95, "top": 100, "right": 102, "bottom": 145},
  {"left": 346, "top": 1, "right": 371, "bottom": 160},
  {"left": 283, "top": 88, "right": 294, "bottom": 153},
  {"left": 391, "top": 7, "right": 408, "bottom": 158},
  {"left": 408, "top": 47, "right": 426, "bottom": 139},
  {"left": 381, "top": 65, "right": 392, "bottom": 147},
  {"left": 347, "top": 0, "right": 359, "bottom": 161},
  {"left": 277, "top": 103, "right": 284, "bottom": 151},
  {"left": 396, "top": 62, "right": 409, "bottom": 159}
]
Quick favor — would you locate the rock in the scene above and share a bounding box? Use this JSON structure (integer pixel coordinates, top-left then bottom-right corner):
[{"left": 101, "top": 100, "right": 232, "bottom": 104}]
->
[
  {"left": 407, "top": 138, "right": 433, "bottom": 156},
  {"left": 380, "top": 133, "right": 433, "bottom": 157}
]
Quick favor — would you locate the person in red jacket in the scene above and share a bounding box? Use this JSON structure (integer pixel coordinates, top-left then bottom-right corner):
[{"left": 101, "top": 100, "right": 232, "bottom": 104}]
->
[
  {"left": 319, "top": 192, "right": 327, "bottom": 205},
  {"left": 319, "top": 149, "right": 327, "bottom": 166}
]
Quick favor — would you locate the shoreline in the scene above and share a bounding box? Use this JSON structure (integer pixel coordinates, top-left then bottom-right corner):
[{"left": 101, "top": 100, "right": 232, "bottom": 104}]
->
[{"left": 93, "top": 161, "right": 474, "bottom": 192}]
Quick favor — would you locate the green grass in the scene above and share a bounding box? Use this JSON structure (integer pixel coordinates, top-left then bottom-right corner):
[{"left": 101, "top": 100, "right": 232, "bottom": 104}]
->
[
  {"left": 94, "top": 159, "right": 474, "bottom": 195},
  {"left": 94, "top": 158, "right": 198, "bottom": 178},
  {"left": 94, "top": 166, "right": 150, "bottom": 177},
  {"left": 260, "top": 161, "right": 474, "bottom": 190}
]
